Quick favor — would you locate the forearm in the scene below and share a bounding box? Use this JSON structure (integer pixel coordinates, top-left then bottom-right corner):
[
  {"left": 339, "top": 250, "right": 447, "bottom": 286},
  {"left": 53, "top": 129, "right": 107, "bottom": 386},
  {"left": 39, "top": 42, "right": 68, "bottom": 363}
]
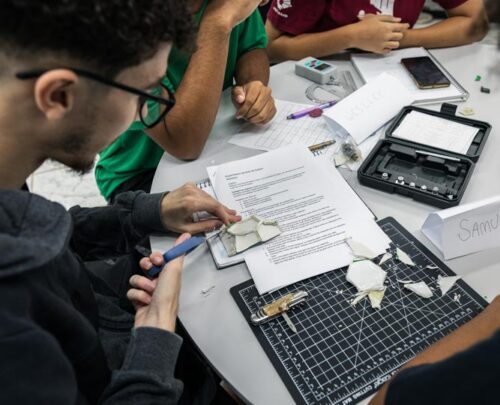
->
[
  {"left": 69, "top": 192, "right": 167, "bottom": 260},
  {"left": 370, "top": 296, "right": 500, "bottom": 405},
  {"left": 235, "top": 48, "right": 270, "bottom": 86},
  {"left": 400, "top": 15, "right": 488, "bottom": 49},
  {"left": 266, "top": 25, "right": 354, "bottom": 63},
  {"left": 100, "top": 328, "right": 184, "bottom": 404},
  {"left": 147, "top": 18, "right": 232, "bottom": 160}
]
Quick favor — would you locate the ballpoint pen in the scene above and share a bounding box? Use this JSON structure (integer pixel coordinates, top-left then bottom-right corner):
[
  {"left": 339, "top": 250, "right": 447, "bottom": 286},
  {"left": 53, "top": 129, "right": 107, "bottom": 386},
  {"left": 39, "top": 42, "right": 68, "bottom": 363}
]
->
[
  {"left": 147, "top": 236, "right": 206, "bottom": 278},
  {"left": 286, "top": 100, "right": 337, "bottom": 120}
]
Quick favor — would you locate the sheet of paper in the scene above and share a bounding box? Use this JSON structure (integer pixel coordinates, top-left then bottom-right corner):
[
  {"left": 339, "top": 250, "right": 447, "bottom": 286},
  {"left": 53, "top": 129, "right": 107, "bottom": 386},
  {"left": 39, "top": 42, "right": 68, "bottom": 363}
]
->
[
  {"left": 392, "top": 111, "right": 478, "bottom": 154},
  {"left": 323, "top": 73, "right": 414, "bottom": 145},
  {"left": 209, "top": 145, "right": 390, "bottom": 294},
  {"left": 229, "top": 99, "right": 333, "bottom": 151},
  {"left": 351, "top": 48, "right": 464, "bottom": 103}
]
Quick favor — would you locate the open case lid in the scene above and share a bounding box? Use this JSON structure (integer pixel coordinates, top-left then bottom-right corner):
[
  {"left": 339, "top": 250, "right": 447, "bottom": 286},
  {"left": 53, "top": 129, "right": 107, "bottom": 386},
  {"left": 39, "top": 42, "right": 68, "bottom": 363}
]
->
[{"left": 384, "top": 104, "right": 491, "bottom": 162}]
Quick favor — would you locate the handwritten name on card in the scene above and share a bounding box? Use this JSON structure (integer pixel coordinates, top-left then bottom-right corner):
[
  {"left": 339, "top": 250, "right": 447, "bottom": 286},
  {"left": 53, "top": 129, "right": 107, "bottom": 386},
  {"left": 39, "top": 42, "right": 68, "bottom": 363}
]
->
[
  {"left": 422, "top": 196, "right": 500, "bottom": 260},
  {"left": 323, "top": 73, "right": 414, "bottom": 145}
]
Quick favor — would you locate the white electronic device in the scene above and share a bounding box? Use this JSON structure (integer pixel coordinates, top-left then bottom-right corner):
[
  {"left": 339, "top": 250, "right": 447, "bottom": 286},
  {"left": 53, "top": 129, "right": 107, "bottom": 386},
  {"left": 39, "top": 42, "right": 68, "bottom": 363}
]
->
[{"left": 295, "top": 57, "right": 336, "bottom": 84}]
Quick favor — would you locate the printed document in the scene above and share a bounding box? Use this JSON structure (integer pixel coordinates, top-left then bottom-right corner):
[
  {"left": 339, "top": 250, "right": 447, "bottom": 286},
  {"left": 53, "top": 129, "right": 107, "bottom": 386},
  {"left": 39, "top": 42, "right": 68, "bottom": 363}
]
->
[{"left": 208, "top": 145, "right": 390, "bottom": 294}]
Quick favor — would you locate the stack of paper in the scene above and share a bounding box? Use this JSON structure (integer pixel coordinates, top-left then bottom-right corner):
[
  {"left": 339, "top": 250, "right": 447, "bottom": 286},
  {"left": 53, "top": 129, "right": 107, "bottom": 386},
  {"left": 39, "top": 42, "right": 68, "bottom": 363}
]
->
[{"left": 208, "top": 145, "right": 390, "bottom": 294}]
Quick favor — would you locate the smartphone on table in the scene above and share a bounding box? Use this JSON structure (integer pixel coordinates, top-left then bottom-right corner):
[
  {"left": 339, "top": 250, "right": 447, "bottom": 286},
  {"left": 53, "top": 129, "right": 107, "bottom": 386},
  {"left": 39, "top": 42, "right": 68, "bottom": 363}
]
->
[{"left": 401, "top": 56, "right": 451, "bottom": 89}]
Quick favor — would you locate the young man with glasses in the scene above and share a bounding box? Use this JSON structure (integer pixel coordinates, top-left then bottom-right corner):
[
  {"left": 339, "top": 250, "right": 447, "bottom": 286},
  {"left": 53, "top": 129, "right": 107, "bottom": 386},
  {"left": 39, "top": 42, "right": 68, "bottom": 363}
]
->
[
  {"left": 96, "top": 0, "right": 277, "bottom": 202},
  {"left": 0, "top": 1, "right": 240, "bottom": 403}
]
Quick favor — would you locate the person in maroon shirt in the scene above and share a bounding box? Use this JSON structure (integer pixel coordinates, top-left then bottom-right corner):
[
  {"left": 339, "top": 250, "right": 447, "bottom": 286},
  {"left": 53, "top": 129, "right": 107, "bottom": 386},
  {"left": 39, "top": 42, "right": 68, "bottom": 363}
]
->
[{"left": 266, "top": 0, "right": 489, "bottom": 62}]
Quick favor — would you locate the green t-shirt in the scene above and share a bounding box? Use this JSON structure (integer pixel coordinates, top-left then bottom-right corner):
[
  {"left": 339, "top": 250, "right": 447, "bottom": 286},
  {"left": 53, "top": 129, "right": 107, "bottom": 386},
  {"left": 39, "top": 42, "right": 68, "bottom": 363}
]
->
[{"left": 96, "top": 4, "right": 267, "bottom": 199}]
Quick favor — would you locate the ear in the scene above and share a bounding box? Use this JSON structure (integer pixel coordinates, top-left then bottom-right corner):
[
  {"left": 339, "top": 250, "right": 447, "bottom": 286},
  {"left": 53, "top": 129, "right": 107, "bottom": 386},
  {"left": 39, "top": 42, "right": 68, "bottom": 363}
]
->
[{"left": 33, "top": 69, "right": 79, "bottom": 120}]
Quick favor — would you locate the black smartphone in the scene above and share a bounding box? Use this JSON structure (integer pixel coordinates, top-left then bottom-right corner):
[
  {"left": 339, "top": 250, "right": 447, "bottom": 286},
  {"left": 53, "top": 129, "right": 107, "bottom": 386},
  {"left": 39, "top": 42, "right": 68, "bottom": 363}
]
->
[{"left": 401, "top": 56, "right": 451, "bottom": 89}]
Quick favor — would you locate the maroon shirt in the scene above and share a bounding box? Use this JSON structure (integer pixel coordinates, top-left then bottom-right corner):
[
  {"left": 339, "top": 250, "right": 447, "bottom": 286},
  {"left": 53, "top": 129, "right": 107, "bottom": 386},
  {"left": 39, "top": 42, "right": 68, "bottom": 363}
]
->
[{"left": 268, "top": 0, "right": 468, "bottom": 35}]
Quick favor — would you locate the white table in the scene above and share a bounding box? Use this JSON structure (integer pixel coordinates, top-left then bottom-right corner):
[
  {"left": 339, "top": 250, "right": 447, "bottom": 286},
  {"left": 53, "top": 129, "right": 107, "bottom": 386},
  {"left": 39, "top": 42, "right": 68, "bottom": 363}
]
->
[{"left": 151, "top": 43, "right": 500, "bottom": 404}]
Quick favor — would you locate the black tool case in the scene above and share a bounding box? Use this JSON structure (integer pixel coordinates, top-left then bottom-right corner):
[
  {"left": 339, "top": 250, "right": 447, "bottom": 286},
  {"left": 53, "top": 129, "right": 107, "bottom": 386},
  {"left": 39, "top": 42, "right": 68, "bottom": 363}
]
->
[{"left": 358, "top": 104, "right": 491, "bottom": 208}]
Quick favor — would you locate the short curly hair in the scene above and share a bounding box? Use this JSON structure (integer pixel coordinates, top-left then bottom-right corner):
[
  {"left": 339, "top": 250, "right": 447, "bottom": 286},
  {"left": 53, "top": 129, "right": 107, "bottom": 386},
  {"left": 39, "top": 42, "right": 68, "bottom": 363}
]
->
[{"left": 0, "top": 0, "right": 195, "bottom": 77}]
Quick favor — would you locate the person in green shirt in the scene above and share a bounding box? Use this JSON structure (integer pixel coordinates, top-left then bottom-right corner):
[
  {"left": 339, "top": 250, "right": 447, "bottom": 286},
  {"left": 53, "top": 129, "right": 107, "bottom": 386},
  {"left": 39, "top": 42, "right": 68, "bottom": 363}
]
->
[{"left": 97, "top": 0, "right": 276, "bottom": 201}]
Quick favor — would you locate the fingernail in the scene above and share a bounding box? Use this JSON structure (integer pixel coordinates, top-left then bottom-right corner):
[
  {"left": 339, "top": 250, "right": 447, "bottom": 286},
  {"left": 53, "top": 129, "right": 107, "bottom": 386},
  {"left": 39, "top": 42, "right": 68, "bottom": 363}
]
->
[
  {"left": 237, "top": 96, "right": 245, "bottom": 103},
  {"left": 145, "top": 262, "right": 152, "bottom": 270}
]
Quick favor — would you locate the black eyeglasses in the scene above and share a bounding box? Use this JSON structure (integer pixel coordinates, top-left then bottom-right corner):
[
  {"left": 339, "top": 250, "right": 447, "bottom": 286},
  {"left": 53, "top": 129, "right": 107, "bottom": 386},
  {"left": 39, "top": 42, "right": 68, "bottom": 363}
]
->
[{"left": 16, "top": 67, "right": 175, "bottom": 128}]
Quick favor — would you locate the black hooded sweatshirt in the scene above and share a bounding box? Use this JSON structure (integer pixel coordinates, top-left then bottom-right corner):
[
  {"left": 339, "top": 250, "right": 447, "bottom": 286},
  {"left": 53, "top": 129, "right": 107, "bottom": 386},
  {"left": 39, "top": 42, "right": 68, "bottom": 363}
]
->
[{"left": 0, "top": 189, "right": 183, "bottom": 404}]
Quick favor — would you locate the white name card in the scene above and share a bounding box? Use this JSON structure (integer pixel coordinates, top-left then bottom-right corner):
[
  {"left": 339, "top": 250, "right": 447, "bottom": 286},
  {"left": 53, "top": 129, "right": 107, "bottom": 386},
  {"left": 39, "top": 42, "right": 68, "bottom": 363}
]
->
[
  {"left": 422, "top": 195, "right": 500, "bottom": 260},
  {"left": 323, "top": 72, "right": 414, "bottom": 145}
]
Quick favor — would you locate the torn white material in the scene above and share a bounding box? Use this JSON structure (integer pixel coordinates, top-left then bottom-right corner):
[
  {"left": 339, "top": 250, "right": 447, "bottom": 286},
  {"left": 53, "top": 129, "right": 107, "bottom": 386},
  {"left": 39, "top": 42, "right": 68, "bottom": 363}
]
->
[
  {"left": 404, "top": 281, "right": 433, "bottom": 299},
  {"left": 368, "top": 288, "right": 386, "bottom": 309},
  {"left": 347, "top": 239, "right": 378, "bottom": 260},
  {"left": 379, "top": 253, "right": 392, "bottom": 265},
  {"left": 396, "top": 248, "right": 416, "bottom": 267},
  {"left": 438, "top": 275, "right": 461, "bottom": 296},
  {"left": 453, "top": 293, "right": 462, "bottom": 303},
  {"left": 219, "top": 216, "right": 281, "bottom": 256},
  {"left": 426, "top": 265, "right": 439, "bottom": 270},
  {"left": 351, "top": 291, "right": 369, "bottom": 306},
  {"left": 347, "top": 261, "right": 387, "bottom": 292}
]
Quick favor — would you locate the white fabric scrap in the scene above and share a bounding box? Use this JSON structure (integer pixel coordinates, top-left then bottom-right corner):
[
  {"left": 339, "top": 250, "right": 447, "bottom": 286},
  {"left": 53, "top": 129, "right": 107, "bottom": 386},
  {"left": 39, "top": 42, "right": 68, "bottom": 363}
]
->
[
  {"left": 404, "top": 281, "right": 433, "bottom": 299},
  {"left": 368, "top": 288, "right": 386, "bottom": 309},
  {"left": 347, "top": 239, "right": 378, "bottom": 260},
  {"left": 351, "top": 291, "right": 370, "bottom": 306},
  {"left": 347, "top": 261, "right": 387, "bottom": 292},
  {"left": 438, "top": 275, "right": 461, "bottom": 296},
  {"left": 396, "top": 248, "right": 416, "bottom": 267},
  {"left": 379, "top": 253, "right": 392, "bottom": 265},
  {"left": 220, "top": 216, "right": 281, "bottom": 256}
]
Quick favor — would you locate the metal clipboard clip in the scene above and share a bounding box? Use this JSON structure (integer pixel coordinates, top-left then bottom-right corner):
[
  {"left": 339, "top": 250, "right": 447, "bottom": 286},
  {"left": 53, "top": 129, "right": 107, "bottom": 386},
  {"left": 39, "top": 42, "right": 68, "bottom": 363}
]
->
[{"left": 250, "top": 291, "right": 309, "bottom": 332}]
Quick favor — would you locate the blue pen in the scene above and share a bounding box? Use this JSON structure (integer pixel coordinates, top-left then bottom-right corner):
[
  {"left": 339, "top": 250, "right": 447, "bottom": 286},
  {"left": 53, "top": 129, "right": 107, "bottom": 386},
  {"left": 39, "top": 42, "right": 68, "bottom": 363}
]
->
[
  {"left": 147, "top": 236, "right": 206, "bottom": 278},
  {"left": 286, "top": 100, "right": 337, "bottom": 120}
]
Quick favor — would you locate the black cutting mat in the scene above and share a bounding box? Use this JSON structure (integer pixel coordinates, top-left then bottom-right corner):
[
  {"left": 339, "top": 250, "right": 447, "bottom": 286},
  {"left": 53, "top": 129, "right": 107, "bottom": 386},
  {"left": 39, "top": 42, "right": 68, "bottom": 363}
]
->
[{"left": 231, "top": 217, "right": 487, "bottom": 405}]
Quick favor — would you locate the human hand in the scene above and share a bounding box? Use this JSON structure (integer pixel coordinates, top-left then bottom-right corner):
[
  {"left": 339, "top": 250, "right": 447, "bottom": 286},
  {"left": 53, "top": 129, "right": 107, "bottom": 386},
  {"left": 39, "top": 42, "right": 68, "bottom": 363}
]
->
[
  {"left": 352, "top": 14, "right": 409, "bottom": 54},
  {"left": 160, "top": 183, "right": 241, "bottom": 234},
  {"left": 205, "top": 0, "right": 268, "bottom": 30},
  {"left": 232, "top": 81, "right": 277, "bottom": 125},
  {"left": 128, "top": 233, "right": 191, "bottom": 332}
]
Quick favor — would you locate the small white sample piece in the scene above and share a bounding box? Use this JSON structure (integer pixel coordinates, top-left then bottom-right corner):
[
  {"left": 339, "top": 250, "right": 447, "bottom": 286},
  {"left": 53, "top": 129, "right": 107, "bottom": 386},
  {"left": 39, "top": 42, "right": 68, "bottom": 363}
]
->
[
  {"left": 347, "top": 261, "right": 387, "bottom": 292},
  {"left": 219, "top": 216, "right": 281, "bottom": 257},
  {"left": 347, "top": 239, "right": 378, "bottom": 260},
  {"left": 201, "top": 286, "right": 216, "bottom": 298},
  {"left": 368, "top": 288, "right": 386, "bottom": 309},
  {"left": 438, "top": 275, "right": 461, "bottom": 296},
  {"left": 379, "top": 253, "right": 392, "bottom": 265},
  {"left": 396, "top": 248, "right": 416, "bottom": 267},
  {"left": 351, "top": 291, "right": 370, "bottom": 306},
  {"left": 404, "top": 281, "right": 433, "bottom": 299}
]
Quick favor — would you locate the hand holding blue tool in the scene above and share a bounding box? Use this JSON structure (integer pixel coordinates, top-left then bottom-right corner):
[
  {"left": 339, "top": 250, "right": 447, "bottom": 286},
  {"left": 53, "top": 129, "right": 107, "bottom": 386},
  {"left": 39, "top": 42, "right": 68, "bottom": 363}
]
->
[{"left": 147, "top": 236, "right": 206, "bottom": 278}]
